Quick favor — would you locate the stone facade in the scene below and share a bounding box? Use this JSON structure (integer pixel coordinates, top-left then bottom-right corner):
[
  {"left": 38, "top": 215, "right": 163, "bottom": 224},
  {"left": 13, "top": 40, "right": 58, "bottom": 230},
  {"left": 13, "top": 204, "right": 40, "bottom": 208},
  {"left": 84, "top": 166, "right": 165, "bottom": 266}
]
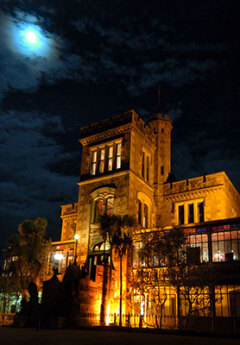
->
[{"left": 51, "top": 109, "right": 240, "bottom": 327}]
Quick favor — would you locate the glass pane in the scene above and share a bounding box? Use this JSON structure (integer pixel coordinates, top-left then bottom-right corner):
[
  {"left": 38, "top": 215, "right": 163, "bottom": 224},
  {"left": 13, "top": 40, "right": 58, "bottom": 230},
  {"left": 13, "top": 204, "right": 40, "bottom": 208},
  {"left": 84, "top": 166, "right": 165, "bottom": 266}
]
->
[
  {"left": 91, "top": 162, "right": 96, "bottom": 175},
  {"left": 116, "top": 142, "right": 121, "bottom": 155},
  {"left": 100, "top": 149, "right": 105, "bottom": 160},
  {"left": 224, "top": 232, "right": 231, "bottom": 240},
  {"left": 212, "top": 241, "right": 219, "bottom": 262},
  {"left": 116, "top": 156, "right": 121, "bottom": 169},
  {"left": 108, "top": 146, "right": 113, "bottom": 158},
  {"left": 106, "top": 197, "right": 114, "bottom": 216},
  {"left": 108, "top": 157, "right": 113, "bottom": 171},
  {"left": 95, "top": 199, "right": 104, "bottom": 220},
  {"left": 92, "top": 151, "right": 97, "bottom": 162}
]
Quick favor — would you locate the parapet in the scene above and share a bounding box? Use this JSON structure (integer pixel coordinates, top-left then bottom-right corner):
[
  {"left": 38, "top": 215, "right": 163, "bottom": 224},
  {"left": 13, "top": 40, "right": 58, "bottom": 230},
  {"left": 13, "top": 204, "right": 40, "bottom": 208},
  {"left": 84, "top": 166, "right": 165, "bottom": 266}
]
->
[
  {"left": 80, "top": 109, "right": 138, "bottom": 139},
  {"left": 163, "top": 172, "right": 229, "bottom": 196},
  {"left": 61, "top": 203, "right": 78, "bottom": 217},
  {"left": 79, "top": 109, "right": 155, "bottom": 145}
]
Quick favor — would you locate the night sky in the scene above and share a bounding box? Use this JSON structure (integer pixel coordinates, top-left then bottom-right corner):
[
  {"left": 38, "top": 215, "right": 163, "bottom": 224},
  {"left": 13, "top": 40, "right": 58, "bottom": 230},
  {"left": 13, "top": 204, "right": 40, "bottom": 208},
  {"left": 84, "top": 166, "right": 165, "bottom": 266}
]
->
[{"left": 0, "top": 1, "right": 240, "bottom": 252}]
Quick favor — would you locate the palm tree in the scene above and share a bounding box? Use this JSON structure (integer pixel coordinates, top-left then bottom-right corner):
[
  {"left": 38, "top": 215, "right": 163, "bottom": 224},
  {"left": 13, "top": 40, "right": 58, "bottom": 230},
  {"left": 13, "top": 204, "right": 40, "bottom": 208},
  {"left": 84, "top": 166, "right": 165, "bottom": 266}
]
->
[{"left": 99, "top": 215, "right": 135, "bottom": 326}]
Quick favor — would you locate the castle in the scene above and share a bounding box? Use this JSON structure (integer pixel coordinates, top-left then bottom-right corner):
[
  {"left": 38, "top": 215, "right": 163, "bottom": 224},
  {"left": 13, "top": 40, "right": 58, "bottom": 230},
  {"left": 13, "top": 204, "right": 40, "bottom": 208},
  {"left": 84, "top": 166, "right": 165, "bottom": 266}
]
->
[{"left": 47, "top": 109, "right": 240, "bottom": 330}]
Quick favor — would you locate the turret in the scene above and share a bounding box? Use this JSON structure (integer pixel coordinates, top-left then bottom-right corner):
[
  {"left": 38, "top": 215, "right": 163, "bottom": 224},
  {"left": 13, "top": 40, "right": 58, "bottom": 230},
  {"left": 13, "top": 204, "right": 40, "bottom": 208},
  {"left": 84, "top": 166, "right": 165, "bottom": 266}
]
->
[{"left": 148, "top": 113, "right": 173, "bottom": 184}]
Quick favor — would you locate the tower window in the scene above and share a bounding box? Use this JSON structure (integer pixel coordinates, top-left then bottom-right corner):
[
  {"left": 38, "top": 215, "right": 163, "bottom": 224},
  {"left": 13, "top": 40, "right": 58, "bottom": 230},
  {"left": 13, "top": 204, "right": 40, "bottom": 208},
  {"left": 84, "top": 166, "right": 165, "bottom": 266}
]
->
[
  {"left": 161, "top": 166, "right": 164, "bottom": 175},
  {"left": 137, "top": 200, "right": 142, "bottom": 225},
  {"left": 93, "top": 197, "right": 114, "bottom": 222},
  {"left": 146, "top": 156, "right": 150, "bottom": 182},
  {"left": 108, "top": 146, "right": 113, "bottom": 171},
  {"left": 95, "top": 198, "right": 104, "bottom": 221},
  {"left": 116, "top": 143, "right": 122, "bottom": 169},
  {"left": 141, "top": 152, "right": 145, "bottom": 178},
  {"left": 106, "top": 197, "right": 114, "bottom": 216},
  {"left": 90, "top": 151, "right": 97, "bottom": 175},
  {"left": 99, "top": 148, "right": 105, "bottom": 173}
]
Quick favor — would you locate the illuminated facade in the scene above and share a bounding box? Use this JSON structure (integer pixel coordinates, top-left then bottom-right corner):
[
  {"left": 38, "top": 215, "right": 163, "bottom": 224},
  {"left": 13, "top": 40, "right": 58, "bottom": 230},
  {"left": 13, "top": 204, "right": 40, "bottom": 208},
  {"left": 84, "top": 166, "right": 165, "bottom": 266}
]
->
[{"left": 49, "top": 110, "right": 240, "bottom": 330}]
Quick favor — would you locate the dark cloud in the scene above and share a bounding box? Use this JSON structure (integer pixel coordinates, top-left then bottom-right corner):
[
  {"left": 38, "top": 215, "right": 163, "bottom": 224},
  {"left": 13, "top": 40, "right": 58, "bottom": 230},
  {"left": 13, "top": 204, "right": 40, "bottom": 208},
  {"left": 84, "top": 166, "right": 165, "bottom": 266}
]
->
[{"left": 0, "top": 111, "right": 78, "bottom": 245}]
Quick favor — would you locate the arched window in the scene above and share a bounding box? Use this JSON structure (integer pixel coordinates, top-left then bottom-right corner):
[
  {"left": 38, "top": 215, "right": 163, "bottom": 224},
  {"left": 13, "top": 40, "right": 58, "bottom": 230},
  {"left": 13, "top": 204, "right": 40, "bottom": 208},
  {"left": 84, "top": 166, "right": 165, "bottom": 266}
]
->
[
  {"left": 143, "top": 204, "right": 148, "bottom": 228},
  {"left": 137, "top": 200, "right": 142, "bottom": 225},
  {"left": 106, "top": 196, "right": 114, "bottom": 216},
  {"left": 95, "top": 198, "right": 104, "bottom": 221},
  {"left": 90, "top": 187, "right": 116, "bottom": 223}
]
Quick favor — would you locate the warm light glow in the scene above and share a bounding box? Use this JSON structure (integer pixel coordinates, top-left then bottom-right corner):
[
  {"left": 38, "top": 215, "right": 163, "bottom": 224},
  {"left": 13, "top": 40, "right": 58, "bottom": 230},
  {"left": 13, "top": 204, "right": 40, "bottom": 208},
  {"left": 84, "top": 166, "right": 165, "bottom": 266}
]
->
[
  {"left": 74, "top": 234, "right": 80, "bottom": 240},
  {"left": 106, "top": 304, "right": 110, "bottom": 325},
  {"left": 54, "top": 253, "right": 64, "bottom": 261}
]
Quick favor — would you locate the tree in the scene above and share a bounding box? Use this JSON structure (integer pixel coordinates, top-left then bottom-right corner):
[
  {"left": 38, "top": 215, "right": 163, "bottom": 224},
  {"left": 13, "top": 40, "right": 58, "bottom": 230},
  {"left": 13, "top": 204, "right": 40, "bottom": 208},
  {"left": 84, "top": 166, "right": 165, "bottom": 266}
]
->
[
  {"left": 99, "top": 214, "right": 135, "bottom": 326},
  {"left": 3, "top": 217, "right": 50, "bottom": 298},
  {"left": 132, "top": 230, "right": 183, "bottom": 328},
  {"left": 133, "top": 228, "right": 218, "bottom": 329}
]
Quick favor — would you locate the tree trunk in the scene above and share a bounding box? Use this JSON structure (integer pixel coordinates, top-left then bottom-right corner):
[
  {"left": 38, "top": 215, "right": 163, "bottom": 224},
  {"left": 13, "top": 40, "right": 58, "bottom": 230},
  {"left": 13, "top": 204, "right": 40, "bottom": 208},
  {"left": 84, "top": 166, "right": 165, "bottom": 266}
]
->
[
  {"left": 177, "top": 286, "right": 181, "bottom": 329},
  {"left": 100, "top": 259, "right": 108, "bottom": 325},
  {"left": 119, "top": 254, "right": 123, "bottom": 327}
]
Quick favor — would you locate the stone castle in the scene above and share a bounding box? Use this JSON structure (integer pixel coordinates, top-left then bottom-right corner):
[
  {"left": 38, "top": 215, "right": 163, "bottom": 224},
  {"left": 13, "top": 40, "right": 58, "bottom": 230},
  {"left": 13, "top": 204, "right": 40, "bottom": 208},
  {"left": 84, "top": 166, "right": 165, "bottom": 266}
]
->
[{"left": 47, "top": 109, "right": 240, "bottom": 328}]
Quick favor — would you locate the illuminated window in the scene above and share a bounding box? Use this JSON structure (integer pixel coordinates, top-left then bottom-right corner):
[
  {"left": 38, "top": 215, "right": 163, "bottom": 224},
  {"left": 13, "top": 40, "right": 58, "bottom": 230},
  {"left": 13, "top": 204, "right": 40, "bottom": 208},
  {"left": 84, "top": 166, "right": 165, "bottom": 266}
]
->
[
  {"left": 95, "top": 198, "right": 104, "bottom": 221},
  {"left": 198, "top": 202, "right": 204, "bottom": 222},
  {"left": 49, "top": 250, "right": 65, "bottom": 274},
  {"left": 143, "top": 204, "right": 148, "bottom": 228},
  {"left": 212, "top": 230, "right": 240, "bottom": 262},
  {"left": 116, "top": 143, "right": 121, "bottom": 169},
  {"left": 93, "top": 196, "right": 114, "bottom": 222},
  {"left": 106, "top": 197, "right": 114, "bottom": 216},
  {"left": 108, "top": 146, "right": 113, "bottom": 171},
  {"left": 188, "top": 203, "right": 194, "bottom": 223},
  {"left": 146, "top": 156, "right": 150, "bottom": 182},
  {"left": 141, "top": 152, "right": 145, "bottom": 178},
  {"left": 178, "top": 205, "right": 184, "bottom": 225},
  {"left": 90, "top": 150, "right": 97, "bottom": 175},
  {"left": 99, "top": 148, "right": 105, "bottom": 173},
  {"left": 137, "top": 200, "right": 142, "bottom": 225}
]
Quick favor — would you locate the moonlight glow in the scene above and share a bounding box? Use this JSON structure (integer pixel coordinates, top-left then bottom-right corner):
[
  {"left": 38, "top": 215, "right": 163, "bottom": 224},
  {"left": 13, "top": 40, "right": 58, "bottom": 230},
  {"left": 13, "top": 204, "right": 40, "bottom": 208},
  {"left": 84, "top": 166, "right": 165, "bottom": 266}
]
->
[{"left": 10, "top": 19, "right": 52, "bottom": 57}]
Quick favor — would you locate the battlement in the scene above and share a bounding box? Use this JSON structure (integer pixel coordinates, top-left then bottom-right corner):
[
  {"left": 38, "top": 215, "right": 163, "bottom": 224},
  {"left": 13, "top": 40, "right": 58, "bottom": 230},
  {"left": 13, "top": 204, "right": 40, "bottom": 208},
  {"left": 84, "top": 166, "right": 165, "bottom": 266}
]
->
[
  {"left": 149, "top": 112, "right": 172, "bottom": 123},
  {"left": 61, "top": 202, "right": 78, "bottom": 217},
  {"left": 163, "top": 171, "right": 229, "bottom": 196},
  {"left": 80, "top": 109, "right": 138, "bottom": 139},
  {"left": 80, "top": 109, "right": 157, "bottom": 146}
]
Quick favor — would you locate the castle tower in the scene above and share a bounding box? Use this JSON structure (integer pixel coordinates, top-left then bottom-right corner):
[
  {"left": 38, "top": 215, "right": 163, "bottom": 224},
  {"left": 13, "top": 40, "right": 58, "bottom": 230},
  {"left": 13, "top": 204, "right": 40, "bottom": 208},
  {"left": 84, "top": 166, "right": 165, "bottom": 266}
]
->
[
  {"left": 148, "top": 113, "right": 173, "bottom": 228},
  {"left": 148, "top": 113, "right": 173, "bottom": 184}
]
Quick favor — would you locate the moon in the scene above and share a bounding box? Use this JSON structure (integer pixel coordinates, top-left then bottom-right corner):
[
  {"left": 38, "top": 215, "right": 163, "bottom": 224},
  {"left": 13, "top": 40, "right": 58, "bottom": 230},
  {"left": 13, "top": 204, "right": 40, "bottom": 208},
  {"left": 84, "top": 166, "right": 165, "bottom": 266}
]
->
[{"left": 25, "top": 30, "right": 38, "bottom": 44}]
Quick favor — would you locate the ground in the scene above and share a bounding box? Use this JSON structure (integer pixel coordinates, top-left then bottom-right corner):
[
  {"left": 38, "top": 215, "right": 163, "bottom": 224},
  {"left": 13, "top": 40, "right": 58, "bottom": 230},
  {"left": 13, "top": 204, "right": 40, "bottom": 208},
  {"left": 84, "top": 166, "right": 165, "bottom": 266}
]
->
[{"left": 0, "top": 328, "right": 239, "bottom": 345}]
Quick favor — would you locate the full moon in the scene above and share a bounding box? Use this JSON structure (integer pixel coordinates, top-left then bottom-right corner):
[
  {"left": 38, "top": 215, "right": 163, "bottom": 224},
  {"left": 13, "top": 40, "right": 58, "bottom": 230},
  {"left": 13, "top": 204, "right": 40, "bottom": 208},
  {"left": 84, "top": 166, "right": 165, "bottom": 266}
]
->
[{"left": 25, "top": 30, "right": 37, "bottom": 44}]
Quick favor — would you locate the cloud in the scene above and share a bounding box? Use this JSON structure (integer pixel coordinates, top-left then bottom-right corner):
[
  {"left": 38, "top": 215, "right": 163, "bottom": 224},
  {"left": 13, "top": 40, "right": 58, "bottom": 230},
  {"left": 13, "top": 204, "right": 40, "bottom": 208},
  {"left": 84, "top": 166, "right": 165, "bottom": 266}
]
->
[{"left": 0, "top": 110, "right": 78, "bottom": 241}]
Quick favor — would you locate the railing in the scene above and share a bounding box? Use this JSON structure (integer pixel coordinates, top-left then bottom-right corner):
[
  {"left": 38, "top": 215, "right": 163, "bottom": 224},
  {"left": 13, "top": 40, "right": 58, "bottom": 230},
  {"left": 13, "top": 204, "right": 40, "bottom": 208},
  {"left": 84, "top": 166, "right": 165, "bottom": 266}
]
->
[{"left": 74, "top": 312, "right": 240, "bottom": 334}]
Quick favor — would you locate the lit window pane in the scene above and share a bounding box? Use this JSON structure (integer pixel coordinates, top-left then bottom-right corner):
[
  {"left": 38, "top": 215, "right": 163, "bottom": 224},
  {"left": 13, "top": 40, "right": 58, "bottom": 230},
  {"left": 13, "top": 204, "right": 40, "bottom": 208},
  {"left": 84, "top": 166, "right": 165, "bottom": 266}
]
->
[
  {"left": 106, "top": 197, "right": 114, "bottom": 216},
  {"left": 90, "top": 150, "right": 97, "bottom": 175},
  {"left": 108, "top": 146, "right": 113, "bottom": 171},
  {"left": 99, "top": 149, "right": 105, "bottom": 173},
  {"left": 95, "top": 199, "right": 104, "bottom": 221},
  {"left": 116, "top": 143, "right": 121, "bottom": 169}
]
